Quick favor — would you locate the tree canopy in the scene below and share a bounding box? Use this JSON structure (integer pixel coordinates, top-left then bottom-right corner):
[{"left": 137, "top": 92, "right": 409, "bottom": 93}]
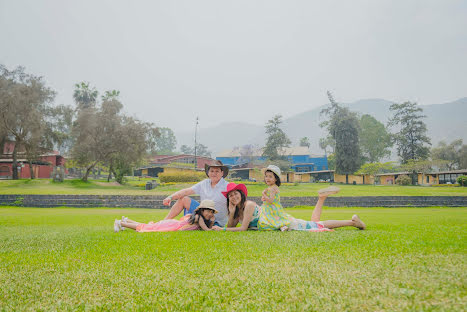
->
[
  {"left": 262, "top": 114, "right": 291, "bottom": 160},
  {"left": 388, "top": 101, "right": 431, "bottom": 164}
]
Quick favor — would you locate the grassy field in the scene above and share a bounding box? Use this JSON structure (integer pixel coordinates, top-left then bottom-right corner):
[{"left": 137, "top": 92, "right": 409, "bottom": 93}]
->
[
  {"left": 0, "top": 206, "right": 465, "bottom": 311},
  {"left": 1, "top": 178, "right": 466, "bottom": 197}
]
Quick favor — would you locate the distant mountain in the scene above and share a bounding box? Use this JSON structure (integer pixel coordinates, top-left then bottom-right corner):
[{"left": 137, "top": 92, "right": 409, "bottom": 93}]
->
[{"left": 176, "top": 98, "right": 467, "bottom": 157}]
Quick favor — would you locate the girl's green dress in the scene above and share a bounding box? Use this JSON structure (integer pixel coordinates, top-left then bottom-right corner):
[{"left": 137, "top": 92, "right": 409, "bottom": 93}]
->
[{"left": 257, "top": 190, "right": 291, "bottom": 230}]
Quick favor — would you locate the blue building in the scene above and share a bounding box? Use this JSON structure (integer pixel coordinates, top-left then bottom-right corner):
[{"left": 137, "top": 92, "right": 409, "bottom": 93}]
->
[{"left": 216, "top": 146, "right": 328, "bottom": 172}]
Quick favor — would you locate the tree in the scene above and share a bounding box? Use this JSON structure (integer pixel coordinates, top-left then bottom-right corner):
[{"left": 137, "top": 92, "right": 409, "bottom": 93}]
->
[
  {"left": 299, "top": 137, "right": 310, "bottom": 148},
  {"left": 431, "top": 139, "right": 466, "bottom": 170},
  {"left": 180, "top": 145, "right": 193, "bottom": 154},
  {"left": 179, "top": 143, "right": 211, "bottom": 157},
  {"left": 401, "top": 159, "right": 436, "bottom": 185},
  {"left": 238, "top": 144, "right": 257, "bottom": 165},
  {"left": 359, "top": 114, "right": 392, "bottom": 163},
  {"left": 196, "top": 143, "right": 211, "bottom": 158},
  {"left": 71, "top": 88, "right": 156, "bottom": 182},
  {"left": 154, "top": 127, "right": 177, "bottom": 154},
  {"left": 327, "top": 153, "right": 336, "bottom": 170},
  {"left": 73, "top": 82, "right": 98, "bottom": 109},
  {"left": 319, "top": 136, "right": 335, "bottom": 155},
  {"left": 108, "top": 116, "right": 155, "bottom": 184},
  {"left": 0, "top": 65, "right": 56, "bottom": 179},
  {"left": 461, "top": 145, "right": 467, "bottom": 169},
  {"left": 356, "top": 162, "right": 395, "bottom": 185},
  {"left": 388, "top": 101, "right": 431, "bottom": 164},
  {"left": 321, "top": 91, "right": 362, "bottom": 182},
  {"left": 262, "top": 114, "right": 291, "bottom": 160},
  {"left": 44, "top": 104, "right": 75, "bottom": 155}
]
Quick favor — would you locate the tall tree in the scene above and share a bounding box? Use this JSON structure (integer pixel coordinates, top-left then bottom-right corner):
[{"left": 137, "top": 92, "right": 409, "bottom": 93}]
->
[
  {"left": 359, "top": 114, "right": 392, "bottom": 163},
  {"left": 299, "top": 137, "right": 310, "bottom": 148},
  {"left": 321, "top": 91, "right": 362, "bottom": 182},
  {"left": 262, "top": 114, "right": 291, "bottom": 160},
  {"left": 0, "top": 65, "right": 56, "bottom": 179},
  {"left": 388, "top": 101, "right": 431, "bottom": 164},
  {"left": 154, "top": 127, "right": 177, "bottom": 154},
  {"left": 431, "top": 139, "right": 465, "bottom": 170}
]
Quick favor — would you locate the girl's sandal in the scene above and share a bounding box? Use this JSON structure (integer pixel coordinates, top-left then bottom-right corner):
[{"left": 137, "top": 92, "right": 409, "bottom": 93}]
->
[{"left": 317, "top": 186, "right": 341, "bottom": 196}]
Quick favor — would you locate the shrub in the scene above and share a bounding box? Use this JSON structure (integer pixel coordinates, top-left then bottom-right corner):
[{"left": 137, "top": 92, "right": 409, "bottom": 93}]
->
[
  {"left": 158, "top": 171, "right": 205, "bottom": 183},
  {"left": 395, "top": 175, "right": 411, "bottom": 186},
  {"left": 457, "top": 175, "right": 467, "bottom": 186}
]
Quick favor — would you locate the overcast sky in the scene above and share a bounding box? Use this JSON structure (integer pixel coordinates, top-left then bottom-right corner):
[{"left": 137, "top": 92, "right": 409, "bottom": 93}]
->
[{"left": 1, "top": 0, "right": 466, "bottom": 133}]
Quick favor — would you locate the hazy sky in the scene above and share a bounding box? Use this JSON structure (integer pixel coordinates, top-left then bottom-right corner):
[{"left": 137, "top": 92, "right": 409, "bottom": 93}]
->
[{"left": 1, "top": 0, "right": 466, "bottom": 132}]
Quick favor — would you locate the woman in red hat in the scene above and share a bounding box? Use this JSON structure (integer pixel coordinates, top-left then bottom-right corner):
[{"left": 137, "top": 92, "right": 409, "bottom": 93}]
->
[{"left": 213, "top": 182, "right": 262, "bottom": 231}]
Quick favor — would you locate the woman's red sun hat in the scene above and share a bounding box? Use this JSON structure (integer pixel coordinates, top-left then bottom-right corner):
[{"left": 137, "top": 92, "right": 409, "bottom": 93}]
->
[{"left": 222, "top": 182, "right": 248, "bottom": 198}]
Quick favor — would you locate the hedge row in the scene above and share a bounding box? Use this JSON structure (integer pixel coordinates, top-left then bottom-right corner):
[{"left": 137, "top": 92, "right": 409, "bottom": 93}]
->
[{"left": 158, "top": 171, "right": 206, "bottom": 183}]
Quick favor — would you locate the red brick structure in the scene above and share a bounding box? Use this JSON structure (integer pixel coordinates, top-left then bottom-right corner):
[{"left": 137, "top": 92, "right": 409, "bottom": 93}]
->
[{"left": 0, "top": 141, "right": 66, "bottom": 179}]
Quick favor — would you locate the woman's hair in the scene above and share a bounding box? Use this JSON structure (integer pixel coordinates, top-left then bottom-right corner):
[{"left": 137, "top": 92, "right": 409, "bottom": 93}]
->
[
  {"left": 188, "top": 208, "right": 213, "bottom": 228},
  {"left": 226, "top": 189, "right": 246, "bottom": 220},
  {"left": 265, "top": 170, "right": 281, "bottom": 187}
]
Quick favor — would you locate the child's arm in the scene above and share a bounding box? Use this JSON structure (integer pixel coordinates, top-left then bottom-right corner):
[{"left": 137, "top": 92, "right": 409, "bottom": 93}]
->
[
  {"left": 197, "top": 217, "right": 211, "bottom": 231},
  {"left": 263, "top": 186, "right": 278, "bottom": 204}
]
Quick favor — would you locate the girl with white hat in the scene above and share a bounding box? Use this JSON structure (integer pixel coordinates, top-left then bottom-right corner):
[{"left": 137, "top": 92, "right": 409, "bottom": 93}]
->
[
  {"left": 114, "top": 200, "right": 218, "bottom": 232},
  {"left": 256, "top": 165, "right": 291, "bottom": 230}
]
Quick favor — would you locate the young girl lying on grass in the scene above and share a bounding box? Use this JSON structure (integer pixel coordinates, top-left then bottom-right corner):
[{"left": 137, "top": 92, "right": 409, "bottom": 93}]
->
[
  {"left": 113, "top": 199, "right": 217, "bottom": 232},
  {"left": 281, "top": 186, "right": 366, "bottom": 232}
]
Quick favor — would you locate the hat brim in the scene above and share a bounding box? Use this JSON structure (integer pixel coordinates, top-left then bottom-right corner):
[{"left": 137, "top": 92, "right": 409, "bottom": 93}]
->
[
  {"left": 205, "top": 164, "right": 229, "bottom": 178},
  {"left": 194, "top": 206, "right": 218, "bottom": 214},
  {"left": 262, "top": 168, "right": 282, "bottom": 183},
  {"left": 221, "top": 183, "right": 248, "bottom": 198}
]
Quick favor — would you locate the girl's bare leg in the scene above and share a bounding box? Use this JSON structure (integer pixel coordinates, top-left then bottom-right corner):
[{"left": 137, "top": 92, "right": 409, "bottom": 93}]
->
[
  {"left": 311, "top": 196, "right": 326, "bottom": 222},
  {"left": 123, "top": 218, "right": 139, "bottom": 224},
  {"left": 121, "top": 221, "right": 139, "bottom": 230},
  {"left": 321, "top": 215, "right": 366, "bottom": 230},
  {"left": 312, "top": 186, "right": 340, "bottom": 222}
]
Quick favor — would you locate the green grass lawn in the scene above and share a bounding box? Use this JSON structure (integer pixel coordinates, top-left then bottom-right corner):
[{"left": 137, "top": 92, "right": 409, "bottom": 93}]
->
[
  {"left": 0, "top": 206, "right": 465, "bottom": 311},
  {"left": 1, "top": 178, "right": 467, "bottom": 197}
]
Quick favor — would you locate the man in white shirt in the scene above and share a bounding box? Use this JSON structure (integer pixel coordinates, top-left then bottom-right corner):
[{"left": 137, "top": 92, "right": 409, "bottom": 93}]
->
[{"left": 162, "top": 161, "right": 229, "bottom": 226}]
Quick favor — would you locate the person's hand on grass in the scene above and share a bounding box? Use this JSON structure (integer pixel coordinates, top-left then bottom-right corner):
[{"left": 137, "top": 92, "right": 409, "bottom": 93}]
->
[{"left": 212, "top": 226, "right": 223, "bottom": 231}]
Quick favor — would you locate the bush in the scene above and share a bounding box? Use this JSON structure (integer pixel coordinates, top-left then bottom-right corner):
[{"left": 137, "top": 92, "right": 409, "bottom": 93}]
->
[
  {"left": 457, "top": 175, "right": 467, "bottom": 186},
  {"left": 158, "top": 171, "right": 205, "bottom": 183},
  {"left": 395, "top": 175, "right": 411, "bottom": 186}
]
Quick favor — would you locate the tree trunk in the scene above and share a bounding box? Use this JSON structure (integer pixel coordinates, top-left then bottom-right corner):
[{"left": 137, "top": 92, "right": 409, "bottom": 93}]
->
[
  {"left": 411, "top": 171, "right": 417, "bottom": 185},
  {"left": 28, "top": 160, "right": 35, "bottom": 179},
  {"left": 12, "top": 143, "right": 18, "bottom": 180},
  {"left": 82, "top": 161, "right": 98, "bottom": 182},
  {"left": 107, "top": 161, "right": 113, "bottom": 182},
  {"left": 345, "top": 174, "right": 349, "bottom": 184}
]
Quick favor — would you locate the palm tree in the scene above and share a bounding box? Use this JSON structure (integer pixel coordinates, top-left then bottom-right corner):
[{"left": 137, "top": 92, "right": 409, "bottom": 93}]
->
[{"left": 73, "top": 82, "right": 98, "bottom": 109}]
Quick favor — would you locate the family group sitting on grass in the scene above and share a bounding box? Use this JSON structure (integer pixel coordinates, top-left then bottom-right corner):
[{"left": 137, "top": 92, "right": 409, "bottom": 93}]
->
[{"left": 113, "top": 161, "right": 366, "bottom": 233}]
